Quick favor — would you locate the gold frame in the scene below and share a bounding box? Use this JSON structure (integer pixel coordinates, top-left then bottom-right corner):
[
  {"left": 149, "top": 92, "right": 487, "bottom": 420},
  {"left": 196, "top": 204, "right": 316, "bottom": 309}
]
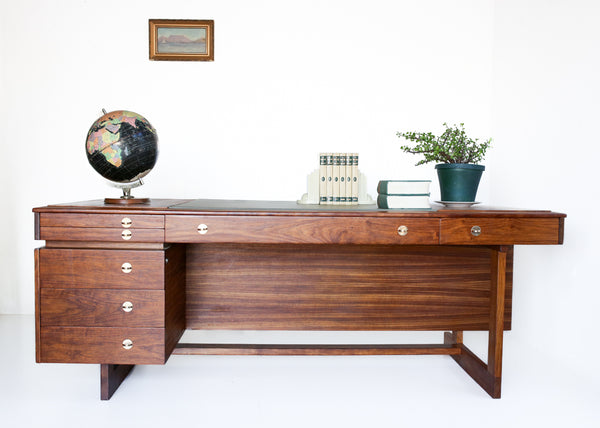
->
[{"left": 149, "top": 19, "right": 214, "bottom": 61}]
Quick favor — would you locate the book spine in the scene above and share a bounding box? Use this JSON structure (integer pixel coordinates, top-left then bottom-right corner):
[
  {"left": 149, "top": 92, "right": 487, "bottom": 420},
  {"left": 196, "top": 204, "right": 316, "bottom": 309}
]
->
[
  {"left": 326, "top": 153, "right": 333, "bottom": 204},
  {"left": 377, "top": 194, "right": 391, "bottom": 209},
  {"left": 319, "top": 153, "right": 327, "bottom": 204},
  {"left": 351, "top": 153, "right": 359, "bottom": 204},
  {"left": 340, "top": 154, "right": 345, "bottom": 204},
  {"left": 346, "top": 153, "right": 351, "bottom": 205},
  {"left": 377, "top": 180, "right": 389, "bottom": 195},
  {"left": 333, "top": 153, "right": 340, "bottom": 205}
]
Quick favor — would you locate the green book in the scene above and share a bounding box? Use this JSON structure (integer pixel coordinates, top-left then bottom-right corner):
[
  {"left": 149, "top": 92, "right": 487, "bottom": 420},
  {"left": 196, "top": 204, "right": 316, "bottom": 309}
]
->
[
  {"left": 377, "top": 180, "right": 431, "bottom": 195},
  {"left": 377, "top": 194, "right": 431, "bottom": 210}
]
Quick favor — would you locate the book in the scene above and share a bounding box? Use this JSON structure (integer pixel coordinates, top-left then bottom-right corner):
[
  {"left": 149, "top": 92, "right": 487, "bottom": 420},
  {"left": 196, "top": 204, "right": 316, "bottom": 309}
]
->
[
  {"left": 351, "top": 153, "right": 359, "bottom": 204},
  {"left": 344, "top": 154, "right": 352, "bottom": 205},
  {"left": 326, "top": 153, "right": 333, "bottom": 204},
  {"left": 339, "top": 154, "right": 347, "bottom": 204},
  {"left": 377, "top": 180, "right": 431, "bottom": 195},
  {"left": 319, "top": 153, "right": 327, "bottom": 204},
  {"left": 332, "top": 153, "right": 340, "bottom": 205},
  {"left": 377, "top": 194, "right": 431, "bottom": 209}
]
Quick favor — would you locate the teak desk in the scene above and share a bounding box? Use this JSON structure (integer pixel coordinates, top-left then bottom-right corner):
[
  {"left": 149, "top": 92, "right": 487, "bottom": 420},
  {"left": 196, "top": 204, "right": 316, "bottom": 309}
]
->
[{"left": 33, "top": 199, "right": 566, "bottom": 400}]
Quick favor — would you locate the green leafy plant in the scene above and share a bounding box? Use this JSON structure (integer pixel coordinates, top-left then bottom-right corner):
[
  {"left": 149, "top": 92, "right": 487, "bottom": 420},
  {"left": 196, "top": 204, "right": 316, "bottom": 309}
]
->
[{"left": 396, "top": 123, "right": 491, "bottom": 166}]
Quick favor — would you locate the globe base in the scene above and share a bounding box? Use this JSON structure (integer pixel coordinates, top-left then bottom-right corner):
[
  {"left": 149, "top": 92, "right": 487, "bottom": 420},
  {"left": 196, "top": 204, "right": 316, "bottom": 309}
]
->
[{"left": 104, "top": 197, "right": 150, "bottom": 205}]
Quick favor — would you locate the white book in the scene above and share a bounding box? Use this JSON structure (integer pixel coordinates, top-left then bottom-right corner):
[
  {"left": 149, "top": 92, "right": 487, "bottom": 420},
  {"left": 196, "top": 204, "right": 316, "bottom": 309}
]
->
[
  {"left": 344, "top": 153, "right": 352, "bottom": 205},
  {"left": 332, "top": 153, "right": 340, "bottom": 205},
  {"left": 377, "top": 194, "right": 431, "bottom": 209},
  {"left": 351, "top": 153, "right": 358, "bottom": 204},
  {"left": 341, "top": 153, "right": 347, "bottom": 205},
  {"left": 377, "top": 180, "right": 431, "bottom": 195},
  {"left": 319, "top": 153, "right": 327, "bottom": 204},
  {"left": 326, "top": 153, "right": 333, "bottom": 204}
]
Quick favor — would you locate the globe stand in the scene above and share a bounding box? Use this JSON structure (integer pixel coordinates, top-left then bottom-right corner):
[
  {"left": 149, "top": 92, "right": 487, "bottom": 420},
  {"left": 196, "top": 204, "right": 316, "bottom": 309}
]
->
[{"left": 104, "top": 180, "right": 150, "bottom": 205}]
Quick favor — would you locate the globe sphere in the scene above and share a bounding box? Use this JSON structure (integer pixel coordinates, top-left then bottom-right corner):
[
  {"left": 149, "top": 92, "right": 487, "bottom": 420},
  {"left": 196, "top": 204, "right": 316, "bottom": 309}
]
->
[{"left": 85, "top": 110, "right": 158, "bottom": 184}]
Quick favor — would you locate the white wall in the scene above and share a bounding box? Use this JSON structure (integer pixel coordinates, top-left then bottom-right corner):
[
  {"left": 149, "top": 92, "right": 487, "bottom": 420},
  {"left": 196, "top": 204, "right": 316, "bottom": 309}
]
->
[
  {"left": 491, "top": 0, "right": 600, "bottom": 379},
  {"left": 1, "top": 0, "right": 494, "bottom": 313},
  {"left": 1, "top": 0, "right": 598, "bottom": 381}
]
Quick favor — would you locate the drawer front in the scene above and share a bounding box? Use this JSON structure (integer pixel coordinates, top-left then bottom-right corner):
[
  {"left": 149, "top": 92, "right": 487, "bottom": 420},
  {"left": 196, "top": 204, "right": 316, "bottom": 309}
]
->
[
  {"left": 39, "top": 327, "right": 166, "bottom": 364},
  {"left": 40, "top": 289, "right": 165, "bottom": 327},
  {"left": 39, "top": 226, "right": 164, "bottom": 243},
  {"left": 166, "top": 216, "right": 440, "bottom": 245},
  {"left": 39, "top": 248, "right": 165, "bottom": 289},
  {"left": 440, "top": 218, "right": 562, "bottom": 245},
  {"left": 39, "top": 213, "right": 164, "bottom": 229}
]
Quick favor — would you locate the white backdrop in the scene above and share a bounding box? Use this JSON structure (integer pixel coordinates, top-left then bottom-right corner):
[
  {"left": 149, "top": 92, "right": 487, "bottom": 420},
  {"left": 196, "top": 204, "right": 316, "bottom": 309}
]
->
[{"left": 1, "top": 0, "right": 599, "bottom": 386}]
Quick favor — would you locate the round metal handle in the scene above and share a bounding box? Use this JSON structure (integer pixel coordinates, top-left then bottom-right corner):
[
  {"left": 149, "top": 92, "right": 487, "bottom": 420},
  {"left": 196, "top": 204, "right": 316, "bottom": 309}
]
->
[
  {"left": 471, "top": 225, "right": 482, "bottom": 236},
  {"left": 121, "top": 230, "right": 132, "bottom": 240},
  {"left": 121, "top": 217, "right": 132, "bottom": 228},
  {"left": 121, "top": 262, "right": 132, "bottom": 274},
  {"left": 122, "top": 339, "right": 133, "bottom": 350},
  {"left": 198, "top": 224, "right": 208, "bottom": 235},
  {"left": 397, "top": 225, "right": 408, "bottom": 236},
  {"left": 122, "top": 301, "right": 133, "bottom": 312}
]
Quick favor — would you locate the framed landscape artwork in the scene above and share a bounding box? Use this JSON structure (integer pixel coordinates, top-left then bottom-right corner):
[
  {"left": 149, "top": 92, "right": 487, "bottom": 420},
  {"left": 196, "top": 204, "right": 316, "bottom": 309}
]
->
[{"left": 149, "top": 19, "right": 214, "bottom": 61}]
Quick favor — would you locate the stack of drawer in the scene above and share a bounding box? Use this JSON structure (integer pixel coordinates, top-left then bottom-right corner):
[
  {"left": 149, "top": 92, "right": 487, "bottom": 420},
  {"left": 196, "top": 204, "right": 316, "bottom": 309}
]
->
[{"left": 35, "top": 213, "right": 185, "bottom": 365}]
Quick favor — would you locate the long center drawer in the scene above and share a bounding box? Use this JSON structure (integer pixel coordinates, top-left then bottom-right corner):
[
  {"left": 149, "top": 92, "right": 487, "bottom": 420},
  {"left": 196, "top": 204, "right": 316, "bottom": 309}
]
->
[{"left": 166, "top": 216, "right": 440, "bottom": 244}]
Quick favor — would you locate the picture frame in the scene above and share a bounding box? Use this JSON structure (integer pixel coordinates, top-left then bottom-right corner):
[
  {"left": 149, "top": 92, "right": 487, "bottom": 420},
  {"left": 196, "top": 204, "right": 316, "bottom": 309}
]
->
[{"left": 149, "top": 19, "right": 214, "bottom": 61}]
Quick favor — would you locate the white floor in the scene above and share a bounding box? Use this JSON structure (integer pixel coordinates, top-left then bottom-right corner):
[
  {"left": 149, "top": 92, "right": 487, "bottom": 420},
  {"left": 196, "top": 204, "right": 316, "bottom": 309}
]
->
[{"left": 1, "top": 315, "right": 598, "bottom": 428}]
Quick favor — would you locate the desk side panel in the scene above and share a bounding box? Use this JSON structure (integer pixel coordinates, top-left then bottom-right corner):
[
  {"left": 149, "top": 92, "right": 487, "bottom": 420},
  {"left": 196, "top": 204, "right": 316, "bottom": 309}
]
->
[{"left": 186, "top": 244, "right": 509, "bottom": 331}]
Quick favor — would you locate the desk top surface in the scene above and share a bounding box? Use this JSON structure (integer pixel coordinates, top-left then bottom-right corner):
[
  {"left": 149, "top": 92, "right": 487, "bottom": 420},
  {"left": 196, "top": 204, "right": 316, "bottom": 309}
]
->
[{"left": 33, "top": 199, "right": 566, "bottom": 218}]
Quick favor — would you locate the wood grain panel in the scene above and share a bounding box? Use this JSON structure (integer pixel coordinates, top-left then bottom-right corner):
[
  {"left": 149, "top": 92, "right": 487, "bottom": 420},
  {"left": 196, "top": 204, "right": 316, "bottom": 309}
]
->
[
  {"left": 39, "top": 227, "right": 164, "bottom": 243},
  {"left": 39, "top": 248, "right": 165, "bottom": 289},
  {"left": 173, "top": 343, "right": 461, "bottom": 356},
  {"left": 40, "top": 289, "right": 165, "bottom": 327},
  {"left": 440, "top": 218, "right": 561, "bottom": 245},
  {"left": 166, "top": 216, "right": 440, "bottom": 244},
  {"left": 164, "top": 245, "right": 186, "bottom": 358},
  {"left": 39, "top": 213, "right": 164, "bottom": 229},
  {"left": 39, "top": 327, "right": 167, "bottom": 364},
  {"left": 186, "top": 244, "right": 511, "bottom": 331}
]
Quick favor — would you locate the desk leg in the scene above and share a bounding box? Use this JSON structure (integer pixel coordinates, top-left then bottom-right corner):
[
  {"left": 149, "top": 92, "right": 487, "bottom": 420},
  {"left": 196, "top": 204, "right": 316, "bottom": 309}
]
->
[
  {"left": 101, "top": 364, "right": 134, "bottom": 400},
  {"left": 445, "top": 246, "right": 507, "bottom": 398}
]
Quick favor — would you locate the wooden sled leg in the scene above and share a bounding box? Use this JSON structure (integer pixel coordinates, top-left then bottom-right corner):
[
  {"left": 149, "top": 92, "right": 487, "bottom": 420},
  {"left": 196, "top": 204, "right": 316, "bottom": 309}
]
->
[
  {"left": 101, "top": 364, "right": 134, "bottom": 400},
  {"left": 444, "top": 246, "right": 507, "bottom": 398}
]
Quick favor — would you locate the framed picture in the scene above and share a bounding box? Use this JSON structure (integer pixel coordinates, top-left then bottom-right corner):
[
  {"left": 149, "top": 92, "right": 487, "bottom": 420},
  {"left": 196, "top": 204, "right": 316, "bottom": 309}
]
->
[{"left": 149, "top": 19, "right": 214, "bottom": 61}]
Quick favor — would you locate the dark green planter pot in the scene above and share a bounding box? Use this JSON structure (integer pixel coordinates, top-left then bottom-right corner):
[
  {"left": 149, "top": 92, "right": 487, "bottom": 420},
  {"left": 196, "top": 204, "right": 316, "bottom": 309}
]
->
[{"left": 435, "top": 163, "right": 485, "bottom": 202}]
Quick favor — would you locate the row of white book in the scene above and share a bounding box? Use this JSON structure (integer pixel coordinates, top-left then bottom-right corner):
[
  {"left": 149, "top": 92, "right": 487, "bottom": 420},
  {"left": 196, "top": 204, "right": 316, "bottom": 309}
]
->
[
  {"left": 377, "top": 180, "right": 432, "bottom": 209},
  {"left": 319, "top": 153, "right": 359, "bottom": 205}
]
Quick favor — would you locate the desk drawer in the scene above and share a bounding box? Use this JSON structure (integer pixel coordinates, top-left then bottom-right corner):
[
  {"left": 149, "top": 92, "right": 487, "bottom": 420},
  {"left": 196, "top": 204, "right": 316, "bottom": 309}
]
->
[
  {"left": 440, "top": 218, "right": 562, "bottom": 245},
  {"left": 39, "top": 213, "right": 164, "bottom": 229},
  {"left": 166, "top": 216, "right": 439, "bottom": 245},
  {"left": 39, "top": 326, "right": 167, "bottom": 364},
  {"left": 39, "top": 248, "right": 165, "bottom": 289},
  {"left": 39, "top": 226, "right": 164, "bottom": 243},
  {"left": 40, "top": 289, "right": 165, "bottom": 327}
]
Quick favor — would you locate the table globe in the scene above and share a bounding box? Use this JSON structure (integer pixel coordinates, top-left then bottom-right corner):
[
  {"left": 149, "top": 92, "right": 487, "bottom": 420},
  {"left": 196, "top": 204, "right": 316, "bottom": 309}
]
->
[{"left": 85, "top": 110, "right": 158, "bottom": 203}]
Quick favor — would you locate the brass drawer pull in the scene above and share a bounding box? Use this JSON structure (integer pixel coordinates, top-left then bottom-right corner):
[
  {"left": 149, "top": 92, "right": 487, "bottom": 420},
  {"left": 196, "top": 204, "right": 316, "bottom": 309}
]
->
[
  {"left": 471, "top": 225, "right": 482, "bottom": 236},
  {"left": 122, "top": 339, "right": 133, "bottom": 350},
  {"left": 198, "top": 224, "right": 208, "bottom": 235},
  {"left": 121, "top": 217, "right": 132, "bottom": 228},
  {"left": 121, "top": 262, "right": 132, "bottom": 273},
  {"left": 397, "top": 225, "right": 408, "bottom": 236},
  {"left": 121, "top": 230, "right": 132, "bottom": 240},
  {"left": 121, "top": 301, "right": 133, "bottom": 313}
]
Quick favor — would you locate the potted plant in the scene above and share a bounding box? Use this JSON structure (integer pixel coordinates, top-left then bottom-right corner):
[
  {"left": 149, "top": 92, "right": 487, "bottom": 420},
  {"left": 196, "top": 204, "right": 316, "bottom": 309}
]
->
[{"left": 396, "top": 123, "right": 491, "bottom": 202}]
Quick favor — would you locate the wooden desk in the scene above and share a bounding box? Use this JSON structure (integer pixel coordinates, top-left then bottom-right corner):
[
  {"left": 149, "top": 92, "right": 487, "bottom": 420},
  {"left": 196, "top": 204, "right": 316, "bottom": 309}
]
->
[{"left": 33, "top": 199, "right": 566, "bottom": 399}]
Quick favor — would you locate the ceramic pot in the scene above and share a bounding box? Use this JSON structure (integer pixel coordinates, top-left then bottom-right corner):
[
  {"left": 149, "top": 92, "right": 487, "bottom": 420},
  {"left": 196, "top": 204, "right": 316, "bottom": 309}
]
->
[{"left": 435, "top": 163, "right": 485, "bottom": 202}]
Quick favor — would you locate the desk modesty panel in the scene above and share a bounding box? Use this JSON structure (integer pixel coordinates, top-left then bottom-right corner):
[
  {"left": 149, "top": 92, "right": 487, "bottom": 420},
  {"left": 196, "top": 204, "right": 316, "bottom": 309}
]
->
[{"left": 33, "top": 199, "right": 566, "bottom": 400}]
